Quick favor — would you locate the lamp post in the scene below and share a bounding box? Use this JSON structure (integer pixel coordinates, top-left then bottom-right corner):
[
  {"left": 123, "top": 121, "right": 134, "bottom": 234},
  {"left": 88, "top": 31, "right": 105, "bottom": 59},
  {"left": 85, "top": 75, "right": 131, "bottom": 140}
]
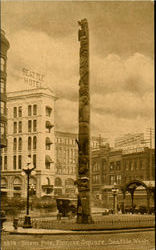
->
[
  {"left": 112, "top": 183, "right": 119, "bottom": 214},
  {"left": 22, "top": 157, "right": 35, "bottom": 228}
]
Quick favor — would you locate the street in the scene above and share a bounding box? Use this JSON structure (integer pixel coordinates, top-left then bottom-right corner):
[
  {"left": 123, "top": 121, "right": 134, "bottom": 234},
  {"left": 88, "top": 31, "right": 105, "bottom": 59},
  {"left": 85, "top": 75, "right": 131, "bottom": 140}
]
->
[{"left": 1, "top": 230, "right": 155, "bottom": 250}]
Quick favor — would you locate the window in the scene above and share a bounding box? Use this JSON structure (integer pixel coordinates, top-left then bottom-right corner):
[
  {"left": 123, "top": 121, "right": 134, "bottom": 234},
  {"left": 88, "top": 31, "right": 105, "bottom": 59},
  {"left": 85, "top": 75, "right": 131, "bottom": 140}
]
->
[
  {"left": 0, "top": 123, "right": 5, "bottom": 138},
  {"left": 18, "top": 155, "right": 22, "bottom": 169},
  {"left": 33, "top": 120, "right": 37, "bottom": 132},
  {"left": 28, "top": 120, "right": 32, "bottom": 132},
  {"left": 13, "top": 138, "right": 17, "bottom": 151},
  {"left": 33, "top": 105, "right": 37, "bottom": 115},
  {"left": 18, "top": 106, "right": 22, "bottom": 117},
  {"left": 28, "top": 137, "right": 32, "bottom": 150},
  {"left": 4, "top": 156, "right": 7, "bottom": 170},
  {"left": 116, "top": 161, "right": 121, "bottom": 170},
  {"left": 33, "top": 154, "right": 36, "bottom": 168},
  {"left": 4, "top": 139, "right": 7, "bottom": 152},
  {"left": 117, "top": 175, "right": 122, "bottom": 184},
  {"left": 110, "top": 162, "right": 114, "bottom": 171},
  {"left": 13, "top": 107, "right": 17, "bottom": 118},
  {"left": 28, "top": 105, "right": 32, "bottom": 116},
  {"left": 46, "top": 137, "right": 52, "bottom": 150},
  {"left": 1, "top": 101, "right": 5, "bottom": 115},
  {"left": 13, "top": 122, "right": 17, "bottom": 133},
  {"left": 92, "top": 175, "right": 100, "bottom": 184},
  {"left": 1, "top": 57, "right": 5, "bottom": 71},
  {"left": 33, "top": 136, "right": 37, "bottom": 150},
  {"left": 102, "top": 159, "right": 107, "bottom": 171},
  {"left": 13, "top": 155, "right": 16, "bottom": 170},
  {"left": 46, "top": 162, "right": 50, "bottom": 169},
  {"left": 18, "top": 137, "right": 22, "bottom": 151},
  {"left": 0, "top": 79, "right": 5, "bottom": 93},
  {"left": 18, "top": 121, "right": 22, "bottom": 133},
  {"left": 46, "top": 106, "right": 52, "bottom": 117},
  {"left": 65, "top": 178, "right": 74, "bottom": 186},
  {"left": 45, "top": 121, "right": 53, "bottom": 132},
  {"left": 54, "top": 188, "right": 62, "bottom": 196},
  {"left": 55, "top": 177, "right": 62, "bottom": 187},
  {"left": 110, "top": 175, "right": 115, "bottom": 185},
  {"left": 140, "top": 160, "right": 142, "bottom": 169}
]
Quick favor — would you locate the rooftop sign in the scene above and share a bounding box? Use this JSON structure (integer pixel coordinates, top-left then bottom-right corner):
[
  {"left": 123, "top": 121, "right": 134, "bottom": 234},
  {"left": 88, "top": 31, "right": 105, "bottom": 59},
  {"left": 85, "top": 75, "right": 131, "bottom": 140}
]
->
[{"left": 22, "top": 68, "right": 45, "bottom": 89}]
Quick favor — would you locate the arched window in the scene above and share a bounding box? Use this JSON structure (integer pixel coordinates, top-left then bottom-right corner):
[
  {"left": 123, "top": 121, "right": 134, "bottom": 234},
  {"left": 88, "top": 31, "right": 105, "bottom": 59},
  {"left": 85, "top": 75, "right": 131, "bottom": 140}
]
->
[
  {"left": 13, "top": 138, "right": 17, "bottom": 151},
  {"left": 33, "top": 136, "right": 37, "bottom": 150},
  {"left": 55, "top": 177, "right": 62, "bottom": 187},
  {"left": 18, "top": 137, "right": 22, "bottom": 151},
  {"left": 28, "top": 137, "right": 31, "bottom": 150}
]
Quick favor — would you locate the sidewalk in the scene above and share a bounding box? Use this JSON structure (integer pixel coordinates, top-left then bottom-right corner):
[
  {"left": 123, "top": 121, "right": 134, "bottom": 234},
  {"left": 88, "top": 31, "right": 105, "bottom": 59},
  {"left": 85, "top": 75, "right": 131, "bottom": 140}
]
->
[{"left": 3, "top": 221, "right": 154, "bottom": 235}]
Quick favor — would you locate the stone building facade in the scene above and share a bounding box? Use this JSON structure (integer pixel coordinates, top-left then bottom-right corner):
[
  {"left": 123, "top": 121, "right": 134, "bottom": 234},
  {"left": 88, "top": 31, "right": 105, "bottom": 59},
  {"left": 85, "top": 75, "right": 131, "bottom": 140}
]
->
[{"left": 1, "top": 87, "right": 56, "bottom": 198}]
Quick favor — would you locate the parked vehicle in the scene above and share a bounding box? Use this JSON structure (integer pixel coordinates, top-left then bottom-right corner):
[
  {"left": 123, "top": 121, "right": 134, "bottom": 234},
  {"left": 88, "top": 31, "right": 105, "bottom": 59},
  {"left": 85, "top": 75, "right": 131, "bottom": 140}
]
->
[{"left": 56, "top": 198, "right": 77, "bottom": 219}]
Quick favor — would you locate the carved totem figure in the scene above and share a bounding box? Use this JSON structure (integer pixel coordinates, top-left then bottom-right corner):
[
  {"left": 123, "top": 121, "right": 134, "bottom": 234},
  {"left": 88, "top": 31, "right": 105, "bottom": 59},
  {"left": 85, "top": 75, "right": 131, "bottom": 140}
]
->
[{"left": 76, "top": 19, "right": 93, "bottom": 224}]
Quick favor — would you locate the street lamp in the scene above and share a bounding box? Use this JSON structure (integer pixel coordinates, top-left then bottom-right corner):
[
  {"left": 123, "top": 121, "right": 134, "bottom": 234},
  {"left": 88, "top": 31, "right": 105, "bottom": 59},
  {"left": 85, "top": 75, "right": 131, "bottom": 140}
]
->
[
  {"left": 112, "top": 182, "right": 119, "bottom": 214},
  {"left": 22, "top": 157, "right": 36, "bottom": 228}
]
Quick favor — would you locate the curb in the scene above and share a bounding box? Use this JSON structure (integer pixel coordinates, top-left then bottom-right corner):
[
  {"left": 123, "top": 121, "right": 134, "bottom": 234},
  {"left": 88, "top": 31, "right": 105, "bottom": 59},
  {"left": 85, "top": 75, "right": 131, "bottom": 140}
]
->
[{"left": 3, "top": 227, "right": 155, "bottom": 236}]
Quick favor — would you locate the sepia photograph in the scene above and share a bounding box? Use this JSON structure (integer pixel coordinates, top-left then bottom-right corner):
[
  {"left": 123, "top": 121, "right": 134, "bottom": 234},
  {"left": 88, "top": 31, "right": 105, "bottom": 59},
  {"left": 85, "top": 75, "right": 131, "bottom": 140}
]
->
[{"left": 0, "top": 0, "right": 155, "bottom": 249}]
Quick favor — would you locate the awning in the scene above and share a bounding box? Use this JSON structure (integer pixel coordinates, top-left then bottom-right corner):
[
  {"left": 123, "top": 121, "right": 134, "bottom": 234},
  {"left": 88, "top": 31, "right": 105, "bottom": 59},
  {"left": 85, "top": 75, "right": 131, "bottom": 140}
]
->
[
  {"left": 46, "top": 121, "right": 53, "bottom": 128},
  {"left": 46, "top": 137, "right": 53, "bottom": 145},
  {"left": 46, "top": 106, "right": 52, "bottom": 111},
  {"left": 45, "top": 155, "right": 53, "bottom": 163}
]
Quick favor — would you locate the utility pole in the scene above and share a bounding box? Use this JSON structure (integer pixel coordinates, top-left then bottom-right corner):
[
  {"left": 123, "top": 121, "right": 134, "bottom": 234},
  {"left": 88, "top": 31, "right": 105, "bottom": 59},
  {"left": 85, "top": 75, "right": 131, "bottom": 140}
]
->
[
  {"left": 145, "top": 128, "right": 154, "bottom": 180},
  {"left": 76, "top": 18, "right": 92, "bottom": 224}
]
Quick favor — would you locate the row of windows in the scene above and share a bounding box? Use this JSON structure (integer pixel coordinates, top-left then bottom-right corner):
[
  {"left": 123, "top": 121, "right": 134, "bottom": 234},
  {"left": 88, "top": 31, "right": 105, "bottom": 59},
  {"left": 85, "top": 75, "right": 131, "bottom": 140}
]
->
[
  {"left": 56, "top": 137, "right": 77, "bottom": 145},
  {"left": 54, "top": 178, "right": 75, "bottom": 187},
  {"left": 124, "top": 159, "right": 145, "bottom": 171},
  {"left": 110, "top": 161, "right": 121, "bottom": 171},
  {"left": 12, "top": 154, "right": 37, "bottom": 170},
  {"left": 13, "top": 120, "right": 37, "bottom": 133},
  {"left": 92, "top": 175, "right": 100, "bottom": 184},
  {"left": 56, "top": 165, "right": 75, "bottom": 175},
  {"left": 13, "top": 105, "right": 52, "bottom": 118},
  {"left": 13, "top": 136, "right": 37, "bottom": 151},
  {"left": 109, "top": 175, "right": 122, "bottom": 185},
  {"left": 56, "top": 148, "right": 77, "bottom": 164},
  {"left": 13, "top": 120, "right": 54, "bottom": 134}
]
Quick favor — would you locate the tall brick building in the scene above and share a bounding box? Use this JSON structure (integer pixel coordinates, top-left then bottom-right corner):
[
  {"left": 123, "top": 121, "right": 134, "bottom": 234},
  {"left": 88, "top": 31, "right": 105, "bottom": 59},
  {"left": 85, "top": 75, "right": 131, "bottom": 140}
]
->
[{"left": 0, "top": 29, "right": 10, "bottom": 148}]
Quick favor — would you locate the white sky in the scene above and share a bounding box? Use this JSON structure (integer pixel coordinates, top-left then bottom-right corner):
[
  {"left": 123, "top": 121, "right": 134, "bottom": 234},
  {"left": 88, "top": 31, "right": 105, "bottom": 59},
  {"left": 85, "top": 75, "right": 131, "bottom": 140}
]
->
[{"left": 1, "top": 1, "right": 154, "bottom": 145}]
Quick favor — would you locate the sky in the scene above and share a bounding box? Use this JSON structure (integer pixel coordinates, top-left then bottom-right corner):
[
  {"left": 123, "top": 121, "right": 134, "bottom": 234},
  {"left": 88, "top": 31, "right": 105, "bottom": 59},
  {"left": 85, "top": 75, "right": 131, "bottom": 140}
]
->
[{"left": 1, "top": 1, "right": 154, "bottom": 145}]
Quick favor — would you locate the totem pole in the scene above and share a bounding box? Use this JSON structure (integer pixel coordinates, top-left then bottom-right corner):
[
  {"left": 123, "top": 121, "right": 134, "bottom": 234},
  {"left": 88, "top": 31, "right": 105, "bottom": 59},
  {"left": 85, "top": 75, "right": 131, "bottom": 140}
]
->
[{"left": 76, "top": 18, "right": 92, "bottom": 224}]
